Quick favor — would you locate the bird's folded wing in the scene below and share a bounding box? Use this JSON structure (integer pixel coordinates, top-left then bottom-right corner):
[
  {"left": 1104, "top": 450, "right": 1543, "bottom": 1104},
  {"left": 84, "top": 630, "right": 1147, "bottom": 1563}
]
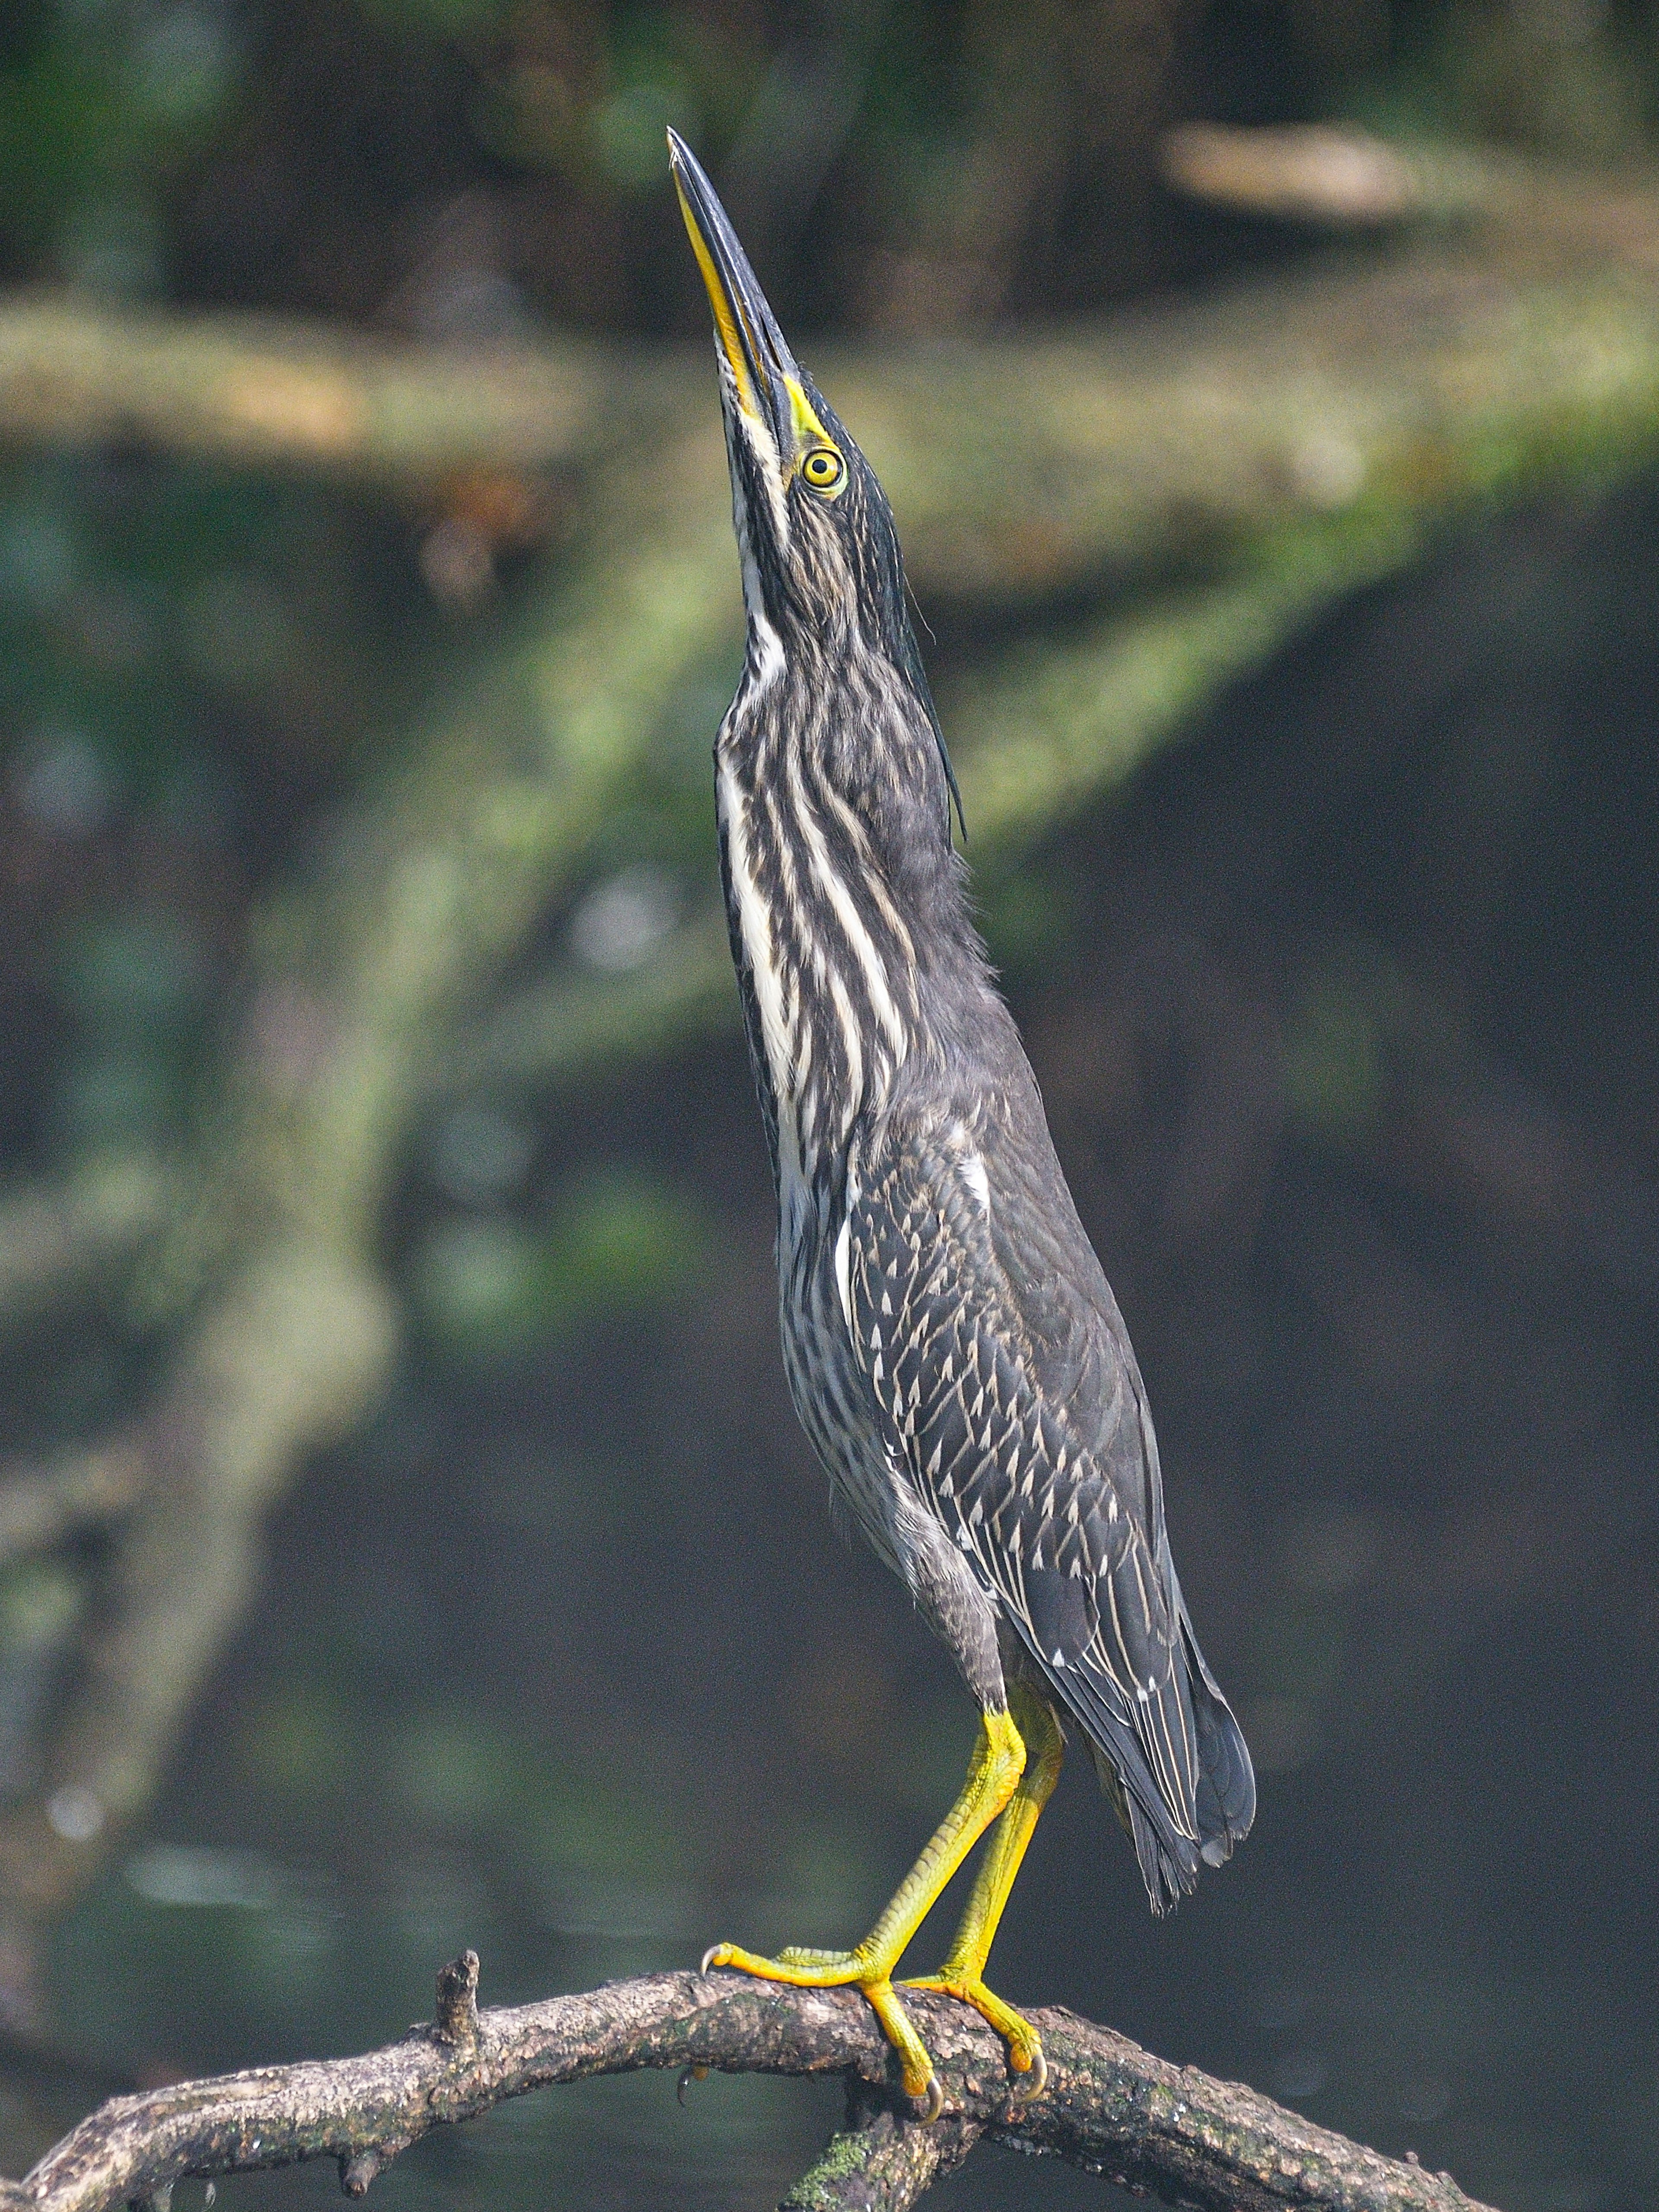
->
[{"left": 843, "top": 1120, "right": 1209, "bottom": 1891}]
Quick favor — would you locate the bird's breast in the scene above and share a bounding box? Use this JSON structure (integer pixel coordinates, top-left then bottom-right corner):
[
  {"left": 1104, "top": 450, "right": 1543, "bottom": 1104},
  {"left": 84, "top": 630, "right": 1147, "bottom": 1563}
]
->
[{"left": 715, "top": 718, "right": 923, "bottom": 1201}]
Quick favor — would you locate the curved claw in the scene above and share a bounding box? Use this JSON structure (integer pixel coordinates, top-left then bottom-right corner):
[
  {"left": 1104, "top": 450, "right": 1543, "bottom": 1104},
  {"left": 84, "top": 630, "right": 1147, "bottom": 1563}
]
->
[
  {"left": 916, "top": 2072, "right": 944, "bottom": 2124},
  {"left": 1011, "top": 2044, "right": 1047, "bottom": 2101},
  {"left": 700, "top": 1943, "right": 727, "bottom": 1974}
]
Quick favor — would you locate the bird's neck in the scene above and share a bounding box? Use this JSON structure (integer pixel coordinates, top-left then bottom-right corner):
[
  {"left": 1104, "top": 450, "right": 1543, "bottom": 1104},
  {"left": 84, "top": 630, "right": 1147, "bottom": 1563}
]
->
[{"left": 716, "top": 648, "right": 985, "bottom": 1211}]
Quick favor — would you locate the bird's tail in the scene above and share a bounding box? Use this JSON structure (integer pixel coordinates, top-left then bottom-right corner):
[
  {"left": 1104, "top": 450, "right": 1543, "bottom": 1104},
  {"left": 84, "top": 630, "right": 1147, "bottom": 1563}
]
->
[
  {"left": 1183, "top": 1613, "right": 1255, "bottom": 1868},
  {"left": 1088, "top": 1612, "right": 1255, "bottom": 1914},
  {"left": 1088, "top": 1751, "right": 1184, "bottom": 1912}
]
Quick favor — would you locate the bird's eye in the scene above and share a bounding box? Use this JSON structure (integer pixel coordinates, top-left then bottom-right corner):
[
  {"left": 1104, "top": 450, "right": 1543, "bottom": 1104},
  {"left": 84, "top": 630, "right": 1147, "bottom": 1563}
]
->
[{"left": 801, "top": 447, "right": 845, "bottom": 493}]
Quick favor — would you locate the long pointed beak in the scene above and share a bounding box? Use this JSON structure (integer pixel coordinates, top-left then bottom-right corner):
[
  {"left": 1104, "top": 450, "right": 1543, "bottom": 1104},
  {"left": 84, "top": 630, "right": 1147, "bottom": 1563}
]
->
[{"left": 668, "top": 129, "right": 798, "bottom": 454}]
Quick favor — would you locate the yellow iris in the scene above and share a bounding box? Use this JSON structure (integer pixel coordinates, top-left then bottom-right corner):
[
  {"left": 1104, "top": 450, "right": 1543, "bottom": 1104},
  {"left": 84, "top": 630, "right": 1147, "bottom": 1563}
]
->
[{"left": 801, "top": 447, "right": 846, "bottom": 493}]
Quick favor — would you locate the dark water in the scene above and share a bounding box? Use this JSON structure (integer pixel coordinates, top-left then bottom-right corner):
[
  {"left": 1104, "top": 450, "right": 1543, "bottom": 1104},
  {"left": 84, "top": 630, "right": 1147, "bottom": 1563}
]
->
[{"left": 13, "top": 476, "right": 1659, "bottom": 2210}]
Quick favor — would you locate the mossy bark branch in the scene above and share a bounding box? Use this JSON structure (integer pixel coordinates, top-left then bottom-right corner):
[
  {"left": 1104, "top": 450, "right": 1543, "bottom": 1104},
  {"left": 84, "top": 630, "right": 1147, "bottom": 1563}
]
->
[
  {"left": 4, "top": 1958, "right": 1495, "bottom": 2212},
  {"left": 778, "top": 2095, "right": 977, "bottom": 2212}
]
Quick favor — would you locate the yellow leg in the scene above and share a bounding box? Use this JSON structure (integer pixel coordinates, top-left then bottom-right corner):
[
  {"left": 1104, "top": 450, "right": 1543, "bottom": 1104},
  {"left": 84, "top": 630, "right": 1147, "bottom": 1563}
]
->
[
  {"left": 903, "top": 1683, "right": 1063, "bottom": 2095},
  {"left": 702, "top": 1705, "right": 1026, "bottom": 2115}
]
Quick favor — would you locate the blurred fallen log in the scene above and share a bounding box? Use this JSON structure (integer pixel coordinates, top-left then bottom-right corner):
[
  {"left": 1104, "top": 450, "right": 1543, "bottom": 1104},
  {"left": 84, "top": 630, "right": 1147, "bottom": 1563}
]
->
[
  {"left": 0, "top": 302, "right": 608, "bottom": 481},
  {"left": 1160, "top": 121, "right": 1659, "bottom": 275},
  {"left": 1160, "top": 124, "right": 1423, "bottom": 227},
  {"left": 3, "top": 1952, "right": 1497, "bottom": 2212},
  {"left": 1, "top": 129, "right": 1659, "bottom": 587}
]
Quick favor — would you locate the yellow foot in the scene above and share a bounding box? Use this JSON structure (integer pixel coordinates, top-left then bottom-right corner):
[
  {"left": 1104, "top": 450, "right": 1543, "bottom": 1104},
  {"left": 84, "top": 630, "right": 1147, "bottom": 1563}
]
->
[
  {"left": 702, "top": 1942, "right": 943, "bottom": 2120},
  {"left": 903, "top": 1972, "right": 1047, "bottom": 2098}
]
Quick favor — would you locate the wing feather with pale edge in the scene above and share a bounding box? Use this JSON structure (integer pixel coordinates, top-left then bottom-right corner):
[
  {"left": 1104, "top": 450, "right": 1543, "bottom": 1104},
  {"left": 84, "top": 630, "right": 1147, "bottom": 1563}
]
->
[{"left": 844, "top": 1114, "right": 1254, "bottom": 1910}]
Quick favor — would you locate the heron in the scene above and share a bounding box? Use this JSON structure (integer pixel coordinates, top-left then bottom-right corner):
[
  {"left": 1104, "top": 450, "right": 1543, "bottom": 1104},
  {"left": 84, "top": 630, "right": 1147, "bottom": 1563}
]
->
[{"left": 670, "top": 130, "right": 1254, "bottom": 2119}]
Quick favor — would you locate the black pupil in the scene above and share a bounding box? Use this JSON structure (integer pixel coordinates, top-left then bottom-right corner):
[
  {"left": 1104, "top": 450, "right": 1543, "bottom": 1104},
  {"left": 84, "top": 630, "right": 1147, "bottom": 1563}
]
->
[{"left": 810, "top": 453, "right": 837, "bottom": 481}]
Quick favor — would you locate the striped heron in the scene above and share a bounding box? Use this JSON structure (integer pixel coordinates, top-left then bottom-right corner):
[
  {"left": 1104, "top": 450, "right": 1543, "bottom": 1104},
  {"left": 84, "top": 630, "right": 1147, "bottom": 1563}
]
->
[{"left": 671, "top": 130, "right": 1254, "bottom": 2118}]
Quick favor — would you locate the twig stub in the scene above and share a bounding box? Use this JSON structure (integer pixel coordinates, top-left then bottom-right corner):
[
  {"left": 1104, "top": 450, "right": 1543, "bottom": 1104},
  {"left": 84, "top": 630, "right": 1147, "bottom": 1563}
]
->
[
  {"left": 433, "top": 1952, "right": 480, "bottom": 2050},
  {"left": 337, "top": 2148, "right": 391, "bottom": 2197}
]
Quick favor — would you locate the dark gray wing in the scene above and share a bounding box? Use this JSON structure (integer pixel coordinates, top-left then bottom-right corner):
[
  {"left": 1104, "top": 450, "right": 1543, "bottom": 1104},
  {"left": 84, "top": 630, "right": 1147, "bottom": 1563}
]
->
[{"left": 845, "top": 1108, "right": 1254, "bottom": 1911}]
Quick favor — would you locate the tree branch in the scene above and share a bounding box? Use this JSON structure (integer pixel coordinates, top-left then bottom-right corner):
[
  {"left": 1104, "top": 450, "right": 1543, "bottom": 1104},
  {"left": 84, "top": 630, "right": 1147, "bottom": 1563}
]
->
[
  {"left": 0, "top": 1955, "right": 1494, "bottom": 2212},
  {"left": 1161, "top": 121, "right": 1659, "bottom": 271},
  {"left": 778, "top": 2091, "right": 979, "bottom": 2212},
  {"left": 5, "top": 129, "right": 1659, "bottom": 565}
]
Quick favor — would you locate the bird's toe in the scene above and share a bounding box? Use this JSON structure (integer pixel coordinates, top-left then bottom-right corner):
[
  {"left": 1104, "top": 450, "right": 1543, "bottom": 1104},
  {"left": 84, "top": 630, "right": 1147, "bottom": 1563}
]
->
[{"left": 902, "top": 1970, "right": 1046, "bottom": 2100}]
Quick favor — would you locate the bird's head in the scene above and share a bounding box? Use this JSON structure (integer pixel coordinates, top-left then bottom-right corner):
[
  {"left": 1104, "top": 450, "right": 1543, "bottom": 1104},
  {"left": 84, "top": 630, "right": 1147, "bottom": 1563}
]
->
[{"left": 668, "top": 130, "right": 923, "bottom": 686}]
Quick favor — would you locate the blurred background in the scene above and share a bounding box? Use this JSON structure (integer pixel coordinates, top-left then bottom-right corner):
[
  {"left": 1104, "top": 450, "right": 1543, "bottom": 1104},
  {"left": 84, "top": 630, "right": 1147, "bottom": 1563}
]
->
[{"left": 0, "top": 2, "right": 1658, "bottom": 2208}]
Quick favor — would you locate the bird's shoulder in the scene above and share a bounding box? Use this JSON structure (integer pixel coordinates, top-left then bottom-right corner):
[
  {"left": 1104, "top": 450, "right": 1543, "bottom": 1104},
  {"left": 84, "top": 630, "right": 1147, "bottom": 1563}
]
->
[{"left": 847, "top": 1072, "right": 1154, "bottom": 1501}]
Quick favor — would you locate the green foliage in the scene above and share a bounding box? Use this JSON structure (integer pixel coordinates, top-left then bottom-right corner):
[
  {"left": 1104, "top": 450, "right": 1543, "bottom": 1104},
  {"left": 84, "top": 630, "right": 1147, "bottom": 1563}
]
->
[
  {"left": 413, "top": 1165, "right": 709, "bottom": 1363},
  {"left": 1384, "top": 0, "right": 1659, "bottom": 160},
  {"left": 0, "top": 0, "right": 239, "bottom": 290},
  {"left": 9, "top": 0, "right": 1659, "bottom": 322}
]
